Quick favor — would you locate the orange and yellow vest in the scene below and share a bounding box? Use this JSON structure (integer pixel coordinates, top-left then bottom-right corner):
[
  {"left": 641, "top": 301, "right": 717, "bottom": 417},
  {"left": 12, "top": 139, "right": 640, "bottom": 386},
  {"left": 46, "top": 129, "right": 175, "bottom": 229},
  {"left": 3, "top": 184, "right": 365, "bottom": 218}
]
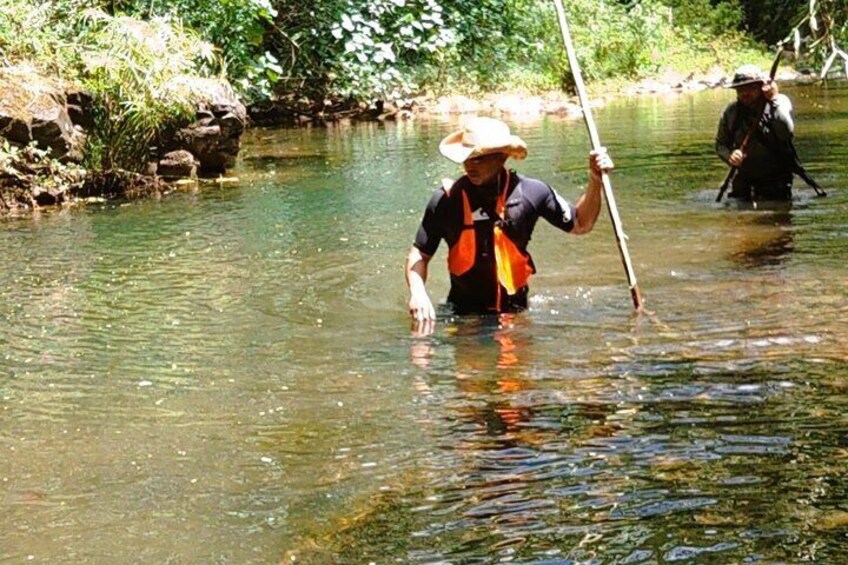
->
[{"left": 445, "top": 171, "right": 535, "bottom": 311}]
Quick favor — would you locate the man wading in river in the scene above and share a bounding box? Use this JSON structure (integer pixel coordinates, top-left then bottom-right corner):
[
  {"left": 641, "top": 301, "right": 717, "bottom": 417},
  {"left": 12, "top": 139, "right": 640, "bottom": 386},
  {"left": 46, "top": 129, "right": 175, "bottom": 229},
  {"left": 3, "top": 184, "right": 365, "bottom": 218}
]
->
[
  {"left": 715, "top": 64, "right": 796, "bottom": 203},
  {"left": 405, "top": 117, "right": 614, "bottom": 329}
]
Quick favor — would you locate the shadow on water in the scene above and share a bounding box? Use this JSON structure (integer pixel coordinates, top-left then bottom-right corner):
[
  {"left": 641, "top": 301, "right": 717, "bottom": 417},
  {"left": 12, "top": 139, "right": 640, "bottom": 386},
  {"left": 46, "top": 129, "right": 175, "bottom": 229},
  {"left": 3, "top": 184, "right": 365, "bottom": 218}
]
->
[{"left": 728, "top": 210, "right": 795, "bottom": 269}]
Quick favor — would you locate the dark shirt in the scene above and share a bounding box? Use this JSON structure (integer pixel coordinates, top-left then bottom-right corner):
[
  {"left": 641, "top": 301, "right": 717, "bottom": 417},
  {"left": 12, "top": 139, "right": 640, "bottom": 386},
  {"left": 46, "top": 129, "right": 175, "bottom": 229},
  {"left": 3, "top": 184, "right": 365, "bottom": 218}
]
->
[
  {"left": 715, "top": 94, "right": 795, "bottom": 201},
  {"left": 414, "top": 170, "right": 575, "bottom": 313}
]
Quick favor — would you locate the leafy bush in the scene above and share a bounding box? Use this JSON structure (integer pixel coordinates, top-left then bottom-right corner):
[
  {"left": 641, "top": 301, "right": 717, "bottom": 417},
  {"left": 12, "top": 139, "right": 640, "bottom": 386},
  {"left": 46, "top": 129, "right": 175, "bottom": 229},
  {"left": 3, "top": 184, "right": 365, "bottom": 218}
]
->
[
  {"left": 325, "top": 0, "right": 457, "bottom": 103},
  {"left": 0, "top": 0, "right": 83, "bottom": 73},
  {"left": 1, "top": 1, "right": 237, "bottom": 172},
  {"left": 0, "top": 0, "right": 790, "bottom": 115},
  {"left": 75, "top": 9, "right": 220, "bottom": 170},
  {"left": 661, "top": 0, "right": 745, "bottom": 36},
  {"left": 776, "top": 0, "right": 848, "bottom": 74},
  {"left": 105, "top": 0, "right": 280, "bottom": 101},
  {"left": 262, "top": 0, "right": 764, "bottom": 102}
]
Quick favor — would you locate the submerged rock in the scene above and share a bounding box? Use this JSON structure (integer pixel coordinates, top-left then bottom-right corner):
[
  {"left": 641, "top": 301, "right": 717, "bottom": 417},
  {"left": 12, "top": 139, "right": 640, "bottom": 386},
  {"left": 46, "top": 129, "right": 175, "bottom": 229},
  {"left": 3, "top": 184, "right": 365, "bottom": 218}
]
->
[{"left": 79, "top": 170, "right": 165, "bottom": 200}]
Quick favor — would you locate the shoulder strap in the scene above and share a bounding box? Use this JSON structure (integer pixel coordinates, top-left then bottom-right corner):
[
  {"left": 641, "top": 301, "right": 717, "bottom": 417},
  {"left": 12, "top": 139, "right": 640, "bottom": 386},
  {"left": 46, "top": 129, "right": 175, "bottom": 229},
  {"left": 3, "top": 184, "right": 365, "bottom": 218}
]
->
[
  {"left": 788, "top": 139, "right": 827, "bottom": 196},
  {"left": 749, "top": 130, "right": 827, "bottom": 197}
]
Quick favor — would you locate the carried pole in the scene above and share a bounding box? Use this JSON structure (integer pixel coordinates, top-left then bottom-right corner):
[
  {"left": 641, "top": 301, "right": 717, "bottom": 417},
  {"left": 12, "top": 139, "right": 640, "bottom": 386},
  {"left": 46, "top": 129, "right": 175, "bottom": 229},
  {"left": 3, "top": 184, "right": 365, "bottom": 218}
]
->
[{"left": 552, "top": 0, "right": 643, "bottom": 311}]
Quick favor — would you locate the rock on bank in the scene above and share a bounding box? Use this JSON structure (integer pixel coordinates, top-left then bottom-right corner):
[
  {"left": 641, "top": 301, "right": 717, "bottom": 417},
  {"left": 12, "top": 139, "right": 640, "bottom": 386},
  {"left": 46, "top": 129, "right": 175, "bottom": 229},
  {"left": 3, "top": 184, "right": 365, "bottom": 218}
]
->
[{"left": 1, "top": 66, "right": 247, "bottom": 215}]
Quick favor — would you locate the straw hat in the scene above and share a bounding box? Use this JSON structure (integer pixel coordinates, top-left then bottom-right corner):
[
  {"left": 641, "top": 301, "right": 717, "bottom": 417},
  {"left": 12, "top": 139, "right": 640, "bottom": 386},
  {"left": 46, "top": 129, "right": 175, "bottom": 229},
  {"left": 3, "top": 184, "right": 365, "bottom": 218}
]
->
[
  {"left": 726, "top": 64, "right": 766, "bottom": 88},
  {"left": 439, "top": 117, "right": 528, "bottom": 163}
]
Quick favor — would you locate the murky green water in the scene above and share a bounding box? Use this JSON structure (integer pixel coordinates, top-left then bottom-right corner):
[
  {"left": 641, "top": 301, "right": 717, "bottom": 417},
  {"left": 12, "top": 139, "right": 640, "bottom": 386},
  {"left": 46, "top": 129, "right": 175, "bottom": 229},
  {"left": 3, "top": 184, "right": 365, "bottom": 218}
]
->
[{"left": 2, "top": 83, "right": 848, "bottom": 563}]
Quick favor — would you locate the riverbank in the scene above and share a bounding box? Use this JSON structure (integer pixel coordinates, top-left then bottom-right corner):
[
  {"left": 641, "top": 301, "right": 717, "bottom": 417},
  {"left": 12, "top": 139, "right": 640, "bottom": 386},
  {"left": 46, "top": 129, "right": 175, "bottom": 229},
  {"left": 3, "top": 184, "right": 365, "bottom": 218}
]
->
[
  {"left": 0, "top": 64, "right": 819, "bottom": 217},
  {"left": 247, "top": 65, "right": 815, "bottom": 126},
  {"left": 0, "top": 64, "right": 246, "bottom": 216}
]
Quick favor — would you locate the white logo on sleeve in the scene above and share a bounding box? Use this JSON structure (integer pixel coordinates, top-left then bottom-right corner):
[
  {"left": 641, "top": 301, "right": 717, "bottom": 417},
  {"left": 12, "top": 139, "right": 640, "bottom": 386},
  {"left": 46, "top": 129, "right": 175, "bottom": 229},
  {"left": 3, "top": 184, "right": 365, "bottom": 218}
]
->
[{"left": 555, "top": 193, "right": 573, "bottom": 223}]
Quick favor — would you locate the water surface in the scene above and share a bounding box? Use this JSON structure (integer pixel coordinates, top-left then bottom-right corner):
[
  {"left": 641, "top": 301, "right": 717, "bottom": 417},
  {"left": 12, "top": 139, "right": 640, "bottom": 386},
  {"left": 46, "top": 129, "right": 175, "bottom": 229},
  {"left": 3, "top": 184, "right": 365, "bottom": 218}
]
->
[{"left": 2, "top": 83, "right": 847, "bottom": 563}]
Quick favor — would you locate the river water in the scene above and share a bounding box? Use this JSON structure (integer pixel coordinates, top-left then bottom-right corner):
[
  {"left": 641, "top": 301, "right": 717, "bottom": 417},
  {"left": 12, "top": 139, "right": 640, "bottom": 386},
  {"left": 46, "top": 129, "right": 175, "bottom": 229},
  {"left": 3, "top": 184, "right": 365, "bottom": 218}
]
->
[{"left": 2, "top": 83, "right": 847, "bottom": 563}]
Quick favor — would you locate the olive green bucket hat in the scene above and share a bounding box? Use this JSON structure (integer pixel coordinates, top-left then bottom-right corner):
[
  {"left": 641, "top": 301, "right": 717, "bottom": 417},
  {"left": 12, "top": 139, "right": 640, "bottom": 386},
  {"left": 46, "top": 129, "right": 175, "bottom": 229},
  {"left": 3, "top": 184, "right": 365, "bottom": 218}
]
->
[{"left": 726, "top": 64, "right": 766, "bottom": 88}]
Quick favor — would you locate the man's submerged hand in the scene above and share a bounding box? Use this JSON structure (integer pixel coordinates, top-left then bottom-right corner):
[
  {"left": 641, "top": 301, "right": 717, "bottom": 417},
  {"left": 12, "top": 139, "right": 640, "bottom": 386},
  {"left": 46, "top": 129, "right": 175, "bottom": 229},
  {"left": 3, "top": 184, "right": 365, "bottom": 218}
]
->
[{"left": 408, "top": 291, "right": 436, "bottom": 323}]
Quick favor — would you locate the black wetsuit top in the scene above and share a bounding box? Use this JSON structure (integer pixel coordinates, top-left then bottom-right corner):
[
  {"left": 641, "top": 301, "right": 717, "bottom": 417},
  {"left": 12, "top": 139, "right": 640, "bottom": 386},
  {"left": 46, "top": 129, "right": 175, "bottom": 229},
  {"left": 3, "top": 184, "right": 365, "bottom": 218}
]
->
[{"left": 413, "top": 170, "right": 575, "bottom": 314}]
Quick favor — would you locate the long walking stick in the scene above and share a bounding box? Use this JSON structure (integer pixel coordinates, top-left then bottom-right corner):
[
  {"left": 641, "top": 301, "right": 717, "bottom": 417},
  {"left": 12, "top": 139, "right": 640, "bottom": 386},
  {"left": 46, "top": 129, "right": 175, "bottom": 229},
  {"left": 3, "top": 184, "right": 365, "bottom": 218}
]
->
[
  {"left": 716, "top": 47, "right": 784, "bottom": 202},
  {"left": 552, "top": 0, "right": 643, "bottom": 311}
]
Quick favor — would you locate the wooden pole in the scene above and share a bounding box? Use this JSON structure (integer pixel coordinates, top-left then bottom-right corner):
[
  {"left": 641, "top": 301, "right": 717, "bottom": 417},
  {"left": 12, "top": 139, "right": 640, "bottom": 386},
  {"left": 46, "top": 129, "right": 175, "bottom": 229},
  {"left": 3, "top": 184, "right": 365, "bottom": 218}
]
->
[{"left": 552, "top": 0, "right": 643, "bottom": 311}]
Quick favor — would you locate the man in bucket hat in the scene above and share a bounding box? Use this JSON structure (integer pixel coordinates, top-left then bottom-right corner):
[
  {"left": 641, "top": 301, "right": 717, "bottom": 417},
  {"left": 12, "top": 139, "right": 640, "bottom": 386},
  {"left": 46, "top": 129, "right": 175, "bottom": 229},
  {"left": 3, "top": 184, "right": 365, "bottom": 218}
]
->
[
  {"left": 405, "top": 116, "right": 613, "bottom": 328},
  {"left": 715, "top": 63, "right": 796, "bottom": 202}
]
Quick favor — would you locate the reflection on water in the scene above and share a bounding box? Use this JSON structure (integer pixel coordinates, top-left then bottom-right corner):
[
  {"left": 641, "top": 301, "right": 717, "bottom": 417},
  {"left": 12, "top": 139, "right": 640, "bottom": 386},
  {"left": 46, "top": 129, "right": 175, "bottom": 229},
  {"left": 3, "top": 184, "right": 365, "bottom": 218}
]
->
[
  {"left": 334, "top": 316, "right": 848, "bottom": 564},
  {"left": 729, "top": 211, "right": 795, "bottom": 268},
  {"left": 2, "top": 83, "right": 848, "bottom": 563}
]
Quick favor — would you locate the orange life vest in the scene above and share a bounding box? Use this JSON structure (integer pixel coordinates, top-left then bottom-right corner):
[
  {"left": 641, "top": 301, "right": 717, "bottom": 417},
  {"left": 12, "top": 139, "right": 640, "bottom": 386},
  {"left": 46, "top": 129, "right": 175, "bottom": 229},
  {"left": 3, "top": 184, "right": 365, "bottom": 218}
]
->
[{"left": 446, "top": 171, "right": 535, "bottom": 309}]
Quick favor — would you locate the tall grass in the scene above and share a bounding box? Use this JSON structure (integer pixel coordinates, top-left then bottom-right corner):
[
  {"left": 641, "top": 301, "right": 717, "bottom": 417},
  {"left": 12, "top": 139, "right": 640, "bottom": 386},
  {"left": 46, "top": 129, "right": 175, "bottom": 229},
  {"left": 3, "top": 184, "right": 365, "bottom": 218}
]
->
[
  {"left": 76, "top": 9, "right": 220, "bottom": 170},
  {"left": 0, "top": 0, "right": 80, "bottom": 74},
  {"left": 2, "top": 1, "right": 224, "bottom": 172}
]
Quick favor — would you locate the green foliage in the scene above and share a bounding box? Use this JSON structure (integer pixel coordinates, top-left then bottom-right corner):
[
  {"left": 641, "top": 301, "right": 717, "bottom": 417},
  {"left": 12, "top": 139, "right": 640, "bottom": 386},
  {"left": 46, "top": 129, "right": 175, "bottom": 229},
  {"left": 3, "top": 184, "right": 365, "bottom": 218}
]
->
[
  {"left": 550, "top": 0, "right": 774, "bottom": 88},
  {"left": 660, "top": 0, "right": 744, "bottom": 36},
  {"left": 3, "top": 0, "right": 766, "bottom": 107},
  {"left": 0, "top": 0, "right": 84, "bottom": 73},
  {"left": 739, "top": 0, "right": 848, "bottom": 76},
  {"left": 107, "top": 0, "right": 279, "bottom": 101},
  {"left": 439, "top": 0, "right": 756, "bottom": 93},
  {"left": 75, "top": 9, "right": 218, "bottom": 171},
  {"left": 779, "top": 0, "right": 848, "bottom": 76},
  {"left": 259, "top": 0, "right": 766, "bottom": 102},
  {"left": 325, "top": 0, "right": 457, "bottom": 103},
  {"left": 427, "top": 0, "right": 524, "bottom": 93},
  {"left": 559, "top": 0, "right": 672, "bottom": 82},
  {"left": 1, "top": 0, "right": 278, "bottom": 101},
  {"left": 3, "top": 0, "right": 816, "bottom": 117},
  {"left": 1, "top": 1, "right": 232, "bottom": 173}
]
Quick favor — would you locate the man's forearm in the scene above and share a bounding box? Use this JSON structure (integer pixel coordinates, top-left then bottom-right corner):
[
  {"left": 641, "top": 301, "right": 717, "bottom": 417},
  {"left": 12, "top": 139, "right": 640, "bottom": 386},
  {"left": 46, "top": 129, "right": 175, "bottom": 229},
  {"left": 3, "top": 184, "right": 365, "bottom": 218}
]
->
[
  {"left": 571, "top": 172, "right": 603, "bottom": 235},
  {"left": 405, "top": 247, "right": 430, "bottom": 290}
]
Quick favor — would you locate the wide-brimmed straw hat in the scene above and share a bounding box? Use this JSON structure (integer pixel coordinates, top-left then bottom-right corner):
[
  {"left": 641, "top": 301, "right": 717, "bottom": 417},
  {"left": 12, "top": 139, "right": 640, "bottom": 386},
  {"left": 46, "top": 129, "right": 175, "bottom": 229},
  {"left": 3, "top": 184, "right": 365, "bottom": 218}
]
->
[
  {"left": 726, "top": 64, "right": 766, "bottom": 88},
  {"left": 439, "top": 117, "right": 528, "bottom": 163}
]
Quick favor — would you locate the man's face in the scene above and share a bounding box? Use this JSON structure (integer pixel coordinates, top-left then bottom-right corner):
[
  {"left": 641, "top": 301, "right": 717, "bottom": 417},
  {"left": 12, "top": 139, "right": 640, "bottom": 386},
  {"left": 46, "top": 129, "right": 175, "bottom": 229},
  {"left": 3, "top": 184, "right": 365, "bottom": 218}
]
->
[
  {"left": 463, "top": 153, "right": 508, "bottom": 186},
  {"left": 735, "top": 82, "right": 764, "bottom": 109}
]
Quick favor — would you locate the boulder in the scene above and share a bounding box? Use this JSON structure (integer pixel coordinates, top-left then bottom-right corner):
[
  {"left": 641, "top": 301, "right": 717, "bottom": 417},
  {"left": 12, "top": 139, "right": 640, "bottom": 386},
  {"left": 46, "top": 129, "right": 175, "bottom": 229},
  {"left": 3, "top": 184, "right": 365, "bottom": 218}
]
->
[
  {"left": 0, "top": 114, "right": 31, "bottom": 144},
  {"left": 31, "top": 184, "right": 64, "bottom": 206},
  {"left": 0, "top": 66, "right": 87, "bottom": 162},
  {"left": 432, "top": 95, "right": 482, "bottom": 114},
  {"left": 157, "top": 150, "right": 198, "bottom": 179},
  {"left": 493, "top": 94, "right": 543, "bottom": 118},
  {"left": 66, "top": 87, "right": 95, "bottom": 129},
  {"left": 160, "top": 76, "right": 247, "bottom": 174}
]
